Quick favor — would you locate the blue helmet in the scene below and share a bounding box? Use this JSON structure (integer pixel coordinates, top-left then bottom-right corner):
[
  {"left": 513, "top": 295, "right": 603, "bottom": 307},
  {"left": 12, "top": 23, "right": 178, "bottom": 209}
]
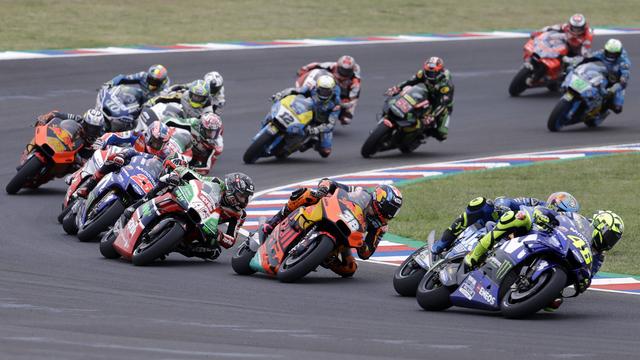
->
[{"left": 546, "top": 192, "right": 580, "bottom": 213}]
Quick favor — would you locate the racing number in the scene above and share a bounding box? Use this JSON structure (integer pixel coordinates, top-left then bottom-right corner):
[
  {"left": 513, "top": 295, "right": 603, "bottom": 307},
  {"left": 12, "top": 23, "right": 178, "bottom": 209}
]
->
[
  {"left": 280, "top": 111, "right": 296, "bottom": 125},
  {"left": 395, "top": 98, "right": 412, "bottom": 113},
  {"left": 567, "top": 235, "right": 592, "bottom": 265},
  {"left": 131, "top": 174, "right": 154, "bottom": 192}
]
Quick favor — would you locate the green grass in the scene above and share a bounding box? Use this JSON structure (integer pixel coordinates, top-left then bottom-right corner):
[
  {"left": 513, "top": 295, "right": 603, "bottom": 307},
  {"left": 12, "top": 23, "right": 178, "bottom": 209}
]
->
[
  {"left": 2, "top": 0, "right": 639, "bottom": 51},
  {"left": 389, "top": 153, "right": 640, "bottom": 275}
]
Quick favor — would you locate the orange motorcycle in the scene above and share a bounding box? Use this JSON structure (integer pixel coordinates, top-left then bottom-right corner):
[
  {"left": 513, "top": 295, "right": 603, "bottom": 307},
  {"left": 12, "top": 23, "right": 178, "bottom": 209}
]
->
[
  {"left": 6, "top": 118, "right": 84, "bottom": 194},
  {"left": 232, "top": 188, "right": 367, "bottom": 282}
]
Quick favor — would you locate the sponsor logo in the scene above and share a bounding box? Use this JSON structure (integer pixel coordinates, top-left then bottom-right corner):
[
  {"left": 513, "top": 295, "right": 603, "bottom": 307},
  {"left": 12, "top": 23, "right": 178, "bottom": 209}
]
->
[
  {"left": 459, "top": 276, "right": 477, "bottom": 300},
  {"left": 477, "top": 286, "right": 496, "bottom": 305}
]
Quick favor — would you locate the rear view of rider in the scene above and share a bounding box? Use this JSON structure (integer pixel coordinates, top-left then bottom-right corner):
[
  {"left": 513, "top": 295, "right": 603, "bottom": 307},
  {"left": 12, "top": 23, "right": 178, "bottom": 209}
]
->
[
  {"left": 577, "top": 38, "right": 631, "bottom": 114},
  {"left": 106, "top": 64, "right": 170, "bottom": 101},
  {"left": 163, "top": 112, "right": 224, "bottom": 174},
  {"left": 26, "top": 109, "right": 106, "bottom": 165},
  {"left": 530, "top": 13, "right": 593, "bottom": 61},
  {"left": 272, "top": 75, "right": 341, "bottom": 157},
  {"left": 386, "top": 57, "right": 454, "bottom": 142},
  {"left": 297, "top": 55, "right": 361, "bottom": 124},
  {"left": 261, "top": 178, "right": 403, "bottom": 277},
  {"left": 166, "top": 71, "right": 226, "bottom": 115},
  {"left": 147, "top": 80, "right": 213, "bottom": 118},
  {"left": 95, "top": 121, "right": 176, "bottom": 158},
  {"left": 431, "top": 195, "right": 547, "bottom": 255}
]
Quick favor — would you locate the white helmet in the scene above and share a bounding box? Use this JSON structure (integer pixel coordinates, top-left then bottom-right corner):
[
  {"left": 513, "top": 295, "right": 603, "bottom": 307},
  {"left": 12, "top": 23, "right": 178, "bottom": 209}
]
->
[
  {"left": 315, "top": 75, "right": 336, "bottom": 102},
  {"left": 204, "top": 71, "right": 224, "bottom": 95}
]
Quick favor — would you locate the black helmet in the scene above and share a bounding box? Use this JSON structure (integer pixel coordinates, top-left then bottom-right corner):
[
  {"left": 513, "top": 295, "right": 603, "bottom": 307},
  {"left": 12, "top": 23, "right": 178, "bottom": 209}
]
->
[
  {"left": 146, "top": 64, "right": 168, "bottom": 91},
  {"left": 223, "top": 172, "right": 255, "bottom": 210},
  {"left": 371, "top": 184, "right": 403, "bottom": 223}
]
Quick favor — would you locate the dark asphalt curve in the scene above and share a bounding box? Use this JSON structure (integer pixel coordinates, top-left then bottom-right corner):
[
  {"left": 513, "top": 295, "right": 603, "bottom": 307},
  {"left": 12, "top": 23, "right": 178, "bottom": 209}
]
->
[{"left": 1, "top": 35, "right": 639, "bottom": 360}]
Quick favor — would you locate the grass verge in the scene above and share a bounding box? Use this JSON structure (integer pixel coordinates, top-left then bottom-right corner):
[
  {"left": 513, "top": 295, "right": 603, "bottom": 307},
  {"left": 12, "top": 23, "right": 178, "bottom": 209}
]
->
[
  {"left": 388, "top": 153, "right": 640, "bottom": 275},
  {"left": 2, "top": 0, "right": 639, "bottom": 51}
]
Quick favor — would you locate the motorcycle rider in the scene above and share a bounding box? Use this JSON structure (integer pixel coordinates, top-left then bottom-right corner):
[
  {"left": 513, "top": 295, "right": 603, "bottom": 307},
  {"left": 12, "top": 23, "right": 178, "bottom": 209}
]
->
[
  {"left": 119, "top": 165, "right": 255, "bottom": 260},
  {"left": 166, "top": 71, "right": 226, "bottom": 115},
  {"left": 146, "top": 80, "right": 213, "bottom": 118},
  {"left": 297, "top": 55, "right": 361, "bottom": 124},
  {"left": 76, "top": 122, "right": 178, "bottom": 198},
  {"left": 271, "top": 75, "right": 341, "bottom": 157},
  {"left": 530, "top": 13, "right": 593, "bottom": 61},
  {"left": 23, "top": 109, "right": 106, "bottom": 166},
  {"left": 576, "top": 38, "right": 631, "bottom": 114},
  {"left": 386, "top": 57, "right": 454, "bottom": 142},
  {"left": 430, "top": 194, "right": 554, "bottom": 255},
  {"left": 163, "top": 112, "right": 224, "bottom": 174},
  {"left": 105, "top": 64, "right": 170, "bottom": 101},
  {"left": 261, "top": 179, "right": 403, "bottom": 277}
]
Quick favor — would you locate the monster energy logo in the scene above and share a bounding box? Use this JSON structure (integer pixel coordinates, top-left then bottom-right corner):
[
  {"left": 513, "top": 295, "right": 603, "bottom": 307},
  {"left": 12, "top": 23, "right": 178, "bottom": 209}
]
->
[{"left": 496, "top": 260, "right": 513, "bottom": 280}]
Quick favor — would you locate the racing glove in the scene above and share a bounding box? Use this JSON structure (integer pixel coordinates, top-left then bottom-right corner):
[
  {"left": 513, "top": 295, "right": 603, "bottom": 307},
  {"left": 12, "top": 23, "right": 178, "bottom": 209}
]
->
[
  {"left": 385, "top": 86, "right": 400, "bottom": 96},
  {"left": 306, "top": 126, "right": 320, "bottom": 136},
  {"left": 217, "top": 232, "right": 236, "bottom": 249},
  {"left": 161, "top": 172, "right": 181, "bottom": 187},
  {"left": 270, "top": 92, "right": 284, "bottom": 102},
  {"left": 104, "top": 153, "right": 126, "bottom": 168}
]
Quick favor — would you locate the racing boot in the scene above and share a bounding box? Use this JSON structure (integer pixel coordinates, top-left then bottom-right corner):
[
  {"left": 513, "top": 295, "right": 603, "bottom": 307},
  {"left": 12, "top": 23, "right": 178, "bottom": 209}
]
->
[
  {"left": 543, "top": 297, "right": 563, "bottom": 312},
  {"left": 76, "top": 176, "right": 99, "bottom": 198}
]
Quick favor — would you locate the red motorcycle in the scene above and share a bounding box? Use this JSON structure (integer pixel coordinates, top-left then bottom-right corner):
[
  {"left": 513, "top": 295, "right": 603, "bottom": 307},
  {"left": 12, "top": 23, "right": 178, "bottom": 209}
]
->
[
  {"left": 509, "top": 31, "right": 569, "bottom": 96},
  {"left": 6, "top": 118, "right": 84, "bottom": 194}
]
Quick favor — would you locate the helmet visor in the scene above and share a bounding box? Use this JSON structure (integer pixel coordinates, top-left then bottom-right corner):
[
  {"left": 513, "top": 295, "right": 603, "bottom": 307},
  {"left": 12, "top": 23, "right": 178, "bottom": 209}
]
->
[
  {"left": 316, "top": 86, "right": 333, "bottom": 101},
  {"left": 190, "top": 93, "right": 208, "bottom": 107},
  {"left": 337, "top": 66, "right": 354, "bottom": 78},
  {"left": 84, "top": 123, "right": 102, "bottom": 141},
  {"left": 148, "top": 136, "right": 165, "bottom": 150}
]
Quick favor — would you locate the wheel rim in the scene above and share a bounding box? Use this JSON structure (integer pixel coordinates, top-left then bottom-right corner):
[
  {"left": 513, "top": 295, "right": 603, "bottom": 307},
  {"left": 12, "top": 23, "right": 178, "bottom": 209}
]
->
[
  {"left": 282, "top": 239, "right": 320, "bottom": 269},
  {"left": 504, "top": 271, "right": 551, "bottom": 304},
  {"left": 134, "top": 225, "right": 173, "bottom": 255},
  {"left": 399, "top": 259, "right": 423, "bottom": 278}
]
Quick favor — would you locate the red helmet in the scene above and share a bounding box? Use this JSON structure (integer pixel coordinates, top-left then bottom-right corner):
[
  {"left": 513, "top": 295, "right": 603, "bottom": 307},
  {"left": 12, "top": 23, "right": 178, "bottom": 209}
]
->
[
  {"left": 336, "top": 55, "right": 355, "bottom": 79},
  {"left": 423, "top": 57, "right": 444, "bottom": 82},
  {"left": 199, "top": 112, "right": 223, "bottom": 148}
]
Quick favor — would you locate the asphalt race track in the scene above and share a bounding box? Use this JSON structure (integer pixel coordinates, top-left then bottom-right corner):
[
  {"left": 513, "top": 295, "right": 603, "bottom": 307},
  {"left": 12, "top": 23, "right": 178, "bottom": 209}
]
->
[{"left": 1, "top": 35, "right": 639, "bottom": 359}]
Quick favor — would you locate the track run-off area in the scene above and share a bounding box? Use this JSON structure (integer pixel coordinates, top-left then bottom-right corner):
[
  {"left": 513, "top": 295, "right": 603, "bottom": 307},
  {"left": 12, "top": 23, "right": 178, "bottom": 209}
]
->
[{"left": 1, "top": 30, "right": 639, "bottom": 359}]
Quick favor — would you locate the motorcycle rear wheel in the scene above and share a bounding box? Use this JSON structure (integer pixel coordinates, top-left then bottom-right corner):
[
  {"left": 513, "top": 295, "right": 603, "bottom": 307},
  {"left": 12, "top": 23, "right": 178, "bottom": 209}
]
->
[
  {"left": 508, "top": 67, "right": 530, "bottom": 97},
  {"left": 416, "top": 269, "right": 453, "bottom": 311},
  {"left": 393, "top": 254, "right": 428, "bottom": 297},
  {"left": 547, "top": 98, "right": 573, "bottom": 132},
  {"left": 231, "top": 240, "right": 257, "bottom": 275},
  {"left": 77, "top": 198, "right": 125, "bottom": 242},
  {"left": 6, "top": 156, "right": 44, "bottom": 195},
  {"left": 132, "top": 221, "right": 185, "bottom": 266},
  {"left": 361, "top": 122, "right": 392, "bottom": 158},
  {"left": 243, "top": 131, "right": 275, "bottom": 164},
  {"left": 277, "top": 235, "right": 334, "bottom": 283},
  {"left": 500, "top": 266, "right": 567, "bottom": 319}
]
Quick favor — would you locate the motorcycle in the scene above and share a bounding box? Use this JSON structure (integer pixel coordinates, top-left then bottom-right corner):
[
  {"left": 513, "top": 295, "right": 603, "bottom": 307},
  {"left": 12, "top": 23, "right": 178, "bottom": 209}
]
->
[
  {"left": 243, "top": 94, "right": 315, "bottom": 164},
  {"left": 136, "top": 102, "right": 185, "bottom": 130},
  {"left": 393, "top": 222, "right": 494, "bottom": 297},
  {"left": 6, "top": 118, "right": 84, "bottom": 194},
  {"left": 547, "top": 61, "right": 610, "bottom": 132},
  {"left": 100, "top": 179, "right": 224, "bottom": 266},
  {"left": 96, "top": 85, "right": 144, "bottom": 132},
  {"left": 361, "top": 84, "right": 435, "bottom": 158},
  {"left": 509, "top": 31, "right": 570, "bottom": 96},
  {"left": 72, "top": 154, "right": 163, "bottom": 242},
  {"left": 415, "top": 213, "right": 594, "bottom": 318},
  {"left": 58, "top": 147, "right": 115, "bottom": 226},
  {"left": 231, "top": 188, "right": 367, "bottom": 283}
]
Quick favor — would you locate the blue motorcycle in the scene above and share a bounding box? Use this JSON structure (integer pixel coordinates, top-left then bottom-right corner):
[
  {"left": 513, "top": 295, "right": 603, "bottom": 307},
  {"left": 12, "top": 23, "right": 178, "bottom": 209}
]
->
[
  {"left": 243, "top": 95, "right": 315, "bottom": 164},
  {"left": 547, "top": 61, "right": 610, "bottom": 132},
  {"left": 416, "top": 213, "right": 594, "bottom": 318},
  {"left": 74, "top": 154, "right": 163, "bottom": 242},
  {"left": 96, "top": 85, "right": 144, "bottom": 132}
]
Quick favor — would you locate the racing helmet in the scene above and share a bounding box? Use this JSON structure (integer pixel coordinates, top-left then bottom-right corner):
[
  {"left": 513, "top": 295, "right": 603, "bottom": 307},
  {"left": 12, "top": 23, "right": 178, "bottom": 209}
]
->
[
  {"left": 603, "top": 38, "right": 623, "bottom": 63},
  {"left": 314, "top": 75, "right": 336, "bottom": 103},
  {"left": 423, "top": 57, "right": 444, "bottom": 82},
  {"left": 223, "top": 172, "right": 255, "bottom": 210},
  {"left": 336, "top": 55, "right": 355, "bottom": 79},
  {"left": 591, "top": 210, "right": 624, "bottom": 252},
  {"left": 568, "top": 13, "right": 587, "bottom": 36},
  {"left": 82, "top": 108, "right": 105, "bottom": 142},
  {"left": 546, "top": 192, "right": 580, "bottom": 213},
  {"left": 372, "top": 184, "right": 403, "bottom": 223},
  {"left": 145, "top": 121, "right": 171, "bottom": 151},
  {"left": 146, "top": 64, "right": 168, "bottom": 91},
  {"left": 203, "top": 71, "right": 224, "bottom": 95},
  {"left": 199, "top": 112, "right": 223, "bottom": 148},
  {"left": 187, "top": 80, "right": 210, "bottom": 109}
]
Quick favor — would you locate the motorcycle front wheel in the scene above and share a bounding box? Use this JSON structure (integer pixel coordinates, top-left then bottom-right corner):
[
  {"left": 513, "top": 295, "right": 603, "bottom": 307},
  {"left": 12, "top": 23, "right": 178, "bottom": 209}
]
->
[
  {"left": 393, "top": 254, "right": 428, "bottom": 297},
  {"left": 416, "top": 268, "right": 453, "bottom": 311},
  {"left": 547, "top": 98, "right": 573, "bottom": 132},
  {"left": 132, "top": 221, "right": 185, "bottom": 266},
  {"left": 231, "top": 240, "right": 257, "bottom": 275},
  {"left": 277, "top": 235, "right": 334, "bottom": 283},
  {"left": 500, "top": 265, "right": 567, "bottom": 319},
  {"left": 243, "top": 131, "right": 276, "bottom": 164},
  {"left": 6, "top": 156, "right": 45, "bottom": 195},
  {"left": 77, "top": 196, "right": 125, "bottom": 242},
  {"left": 361, "top": 122, "right": 392, "bottom": 158},
  {"left": 508, "top": 67, "right": 530, "bottom": 97}
]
